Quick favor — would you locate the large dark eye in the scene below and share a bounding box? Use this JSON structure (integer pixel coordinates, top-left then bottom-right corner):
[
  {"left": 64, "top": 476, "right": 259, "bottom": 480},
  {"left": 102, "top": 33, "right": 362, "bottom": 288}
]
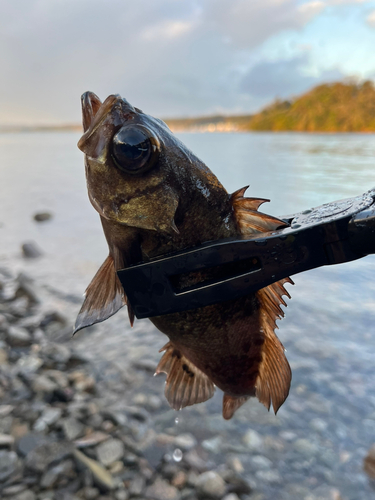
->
[{"left": 111, "top": 125, "right": 159, "bottom": 174}]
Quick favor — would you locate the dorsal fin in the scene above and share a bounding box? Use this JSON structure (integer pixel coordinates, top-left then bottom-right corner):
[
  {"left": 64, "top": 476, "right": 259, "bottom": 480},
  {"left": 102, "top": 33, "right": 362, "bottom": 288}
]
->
[
  {"left": 231, "top": 186, "right": 293, "bottom": 414},
  {"left": 231, "top": 186, "right": 287, "bottom": 234},
  {"left": 222, "top": 394, "right": 250, "bottom": 420},
  {"left": 155, "top": 342, "right": 215, "bottom": 410},
  {"left": 74, "top": 255, "right": 126, "bottom": 334}
]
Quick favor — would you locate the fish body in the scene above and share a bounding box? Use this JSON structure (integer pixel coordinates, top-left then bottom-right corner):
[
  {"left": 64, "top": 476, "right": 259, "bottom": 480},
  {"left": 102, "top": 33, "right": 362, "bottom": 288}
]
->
[{"left": 76, "top": 92, "right": 292, "bottom": 419}]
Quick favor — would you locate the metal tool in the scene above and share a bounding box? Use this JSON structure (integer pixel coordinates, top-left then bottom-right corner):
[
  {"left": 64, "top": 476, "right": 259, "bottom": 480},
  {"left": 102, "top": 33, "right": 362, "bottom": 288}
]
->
[{"left": 117, "top": 188, "right": 375, "bottom": 319}]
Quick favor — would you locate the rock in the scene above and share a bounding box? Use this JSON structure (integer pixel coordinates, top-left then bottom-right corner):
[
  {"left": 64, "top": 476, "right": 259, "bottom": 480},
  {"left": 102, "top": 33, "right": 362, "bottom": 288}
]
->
[
  {"left": 32, "top": 374, "right": 59, "bottom": 394},
  {"left": 8, "top": 297, "right": 29, "bottom": 317},
  {"left": 255, "top": 469, "right": 281, "bottom": 483},
  {"left": 34, "top": 212, "right": 52, "bottom": 222},
  {"left": 242, "top": 429, "right": 263, "bottom": 451},
  {"left": 196, "top": 471, "right": 226, "bottom": 498},
  {"left": 2, "top": 484, "right": 27, "bottom": 496},
  {"left": 128, "top": 475, "right": 145, "bottom": 497},
  {"left": 22, "top": 241, "right": 43, "bottom": 259},
  {"left": 33, "top": 407, "right": 62, "bottom": 432},
  {"left": 172, "top": 470, "right": 187, "bottom": 489},
  {"left": 223, "top": 495, "right": 241, "bottom": 500},
  {"left": 74, "top": 449, "right": 115, "bottom": 492},
  {"left": 16, "top": 354, "right": 44, "bottom": 374},
  {"left": 0, "top": 433, "right": 15, "bottom": 447},
  {"left": 61, "top": 417, "right": 85, "bottom": 441},
  {"left": 220, "top": 470, "right": 252, "bottom": 495},
  {"left": 6, "top": 492, "right": 36, "bottom": 500},
  {"left": 96, "top": 438, "right": 124, "bottom": 466},
  {"left": 74, "top": 432, "right": 110, "bottom": 449},
  {"left": 17, "top": 433, "right": 48, "bottom": 457},
  {"left": 6, "top": 326, "right": 32, "bottom": 347},
  {"left": 364, "top": 444, "right": 375, "bottom": 479},
  {"left": 183, "top": 449, "right": 211, "bottom": 472},
  {"left": 25, "top": 441, "right": 73, "bottom": 472},
  {"left": 0, "top": 348, "right": 8, "bottom": 365},
  {"left": 114, "top": 489, "right": 129, "bottom": 500},
  {"left": 0, "top": 450, "right": 19, "bottom": 481},
  {"left": 79, "top": 487, "right": 100, "bottom": 500},
  {"left": 145, "top": 477, "right": 180, "bottom": 500},
  {"left": 0, "top": 405, "right": 14, "bottom": 417},
  {"left": 249, "top": 455, "right": 273, "bottom": 470},
  {"left": 174, "top": 434, "right": 197, "bottom": 451},
  {"left": 40, "top": 459, "right": 75, "bottom": 489},
  {"left": 202, "top": 436, "right": 223, "bottom": 454},
  {"left": 293, "top": 438, "right": 319, "bottom": 457},
  {"left": 39, "top": 343, "right": 71, "bottom": 366}
]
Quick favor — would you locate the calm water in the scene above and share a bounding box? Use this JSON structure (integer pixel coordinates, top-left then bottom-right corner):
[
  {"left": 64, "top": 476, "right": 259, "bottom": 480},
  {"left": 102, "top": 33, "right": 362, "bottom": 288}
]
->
[{"left": 1, "top": 131, "right": 375, "bottom": 499}]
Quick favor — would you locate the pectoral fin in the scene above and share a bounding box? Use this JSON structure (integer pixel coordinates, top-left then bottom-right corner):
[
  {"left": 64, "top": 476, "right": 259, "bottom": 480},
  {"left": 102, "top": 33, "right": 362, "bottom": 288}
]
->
[
  {"left": 156, "top": 342, "right": 215, "bottom": 410},
  {"left": 74, "top": 255, "right": 126, "bottom": 334}
]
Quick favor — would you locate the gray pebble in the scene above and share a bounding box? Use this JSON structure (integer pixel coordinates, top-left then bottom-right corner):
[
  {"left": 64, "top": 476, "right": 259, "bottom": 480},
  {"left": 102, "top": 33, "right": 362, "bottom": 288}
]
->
[
  {"left": 33, "top": 212, "right": 52, "bottom": 222},
  {"left": 145, "top": 477, "right": 180, "bottom": 500},
  {"left": 250, "top": 455, "right": 273, "bottom": 470},
  {"left": 26, "top": 441, "right": 73, "bottom": 473},
  {"left": 0, "top": 450, "right": 18, "bottom": 481},
  {"left": 22, "top": 241, "right": 43, "bottom": 259},
  {"left": 195, "top": 471, "right": 226, "bottom": 498},
  {"left": 61, "top": 417, "right": 85, "bottom": 441},
  {"left": 96, "top": 438, "right": 124, "bottom": 466},
  {"left": 242, "top": 429, "right": 263, "bottom": 451},
  {"left": 33, "top": 407, "right": 62, "bottom": 432},
  {"left": 7, "top": 326, "right": 32, "bottom": 347}
]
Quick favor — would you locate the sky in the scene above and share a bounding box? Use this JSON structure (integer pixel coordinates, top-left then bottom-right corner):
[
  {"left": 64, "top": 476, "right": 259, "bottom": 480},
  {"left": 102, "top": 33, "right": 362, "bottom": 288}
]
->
[{"left": 1, "top": 0, "right": 375, "bottom": 125}]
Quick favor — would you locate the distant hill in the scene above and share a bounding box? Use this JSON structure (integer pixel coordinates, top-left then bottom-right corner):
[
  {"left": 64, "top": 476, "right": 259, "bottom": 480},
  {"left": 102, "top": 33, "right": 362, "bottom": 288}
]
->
[{"left": 165, "top": 81, "right": 375, "bottom": 133}]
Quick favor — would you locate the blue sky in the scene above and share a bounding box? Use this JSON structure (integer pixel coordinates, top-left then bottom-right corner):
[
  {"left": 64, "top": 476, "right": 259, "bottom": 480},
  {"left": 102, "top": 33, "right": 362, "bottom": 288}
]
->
[{"left": 1, "top": 0, "right": 375, "bottom": 125}]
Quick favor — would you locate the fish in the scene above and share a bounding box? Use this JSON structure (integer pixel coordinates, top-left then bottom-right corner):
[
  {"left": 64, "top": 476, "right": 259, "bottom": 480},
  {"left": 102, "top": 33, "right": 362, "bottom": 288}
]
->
[{"left": 75, "top": 91, "right": 293, "bottom": 420}]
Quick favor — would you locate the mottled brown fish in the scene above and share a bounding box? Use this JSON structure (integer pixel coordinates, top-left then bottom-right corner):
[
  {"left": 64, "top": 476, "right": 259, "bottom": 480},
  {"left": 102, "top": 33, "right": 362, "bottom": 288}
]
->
[{"left": 75, "top": 92, "right": 293, "bottom": 419}]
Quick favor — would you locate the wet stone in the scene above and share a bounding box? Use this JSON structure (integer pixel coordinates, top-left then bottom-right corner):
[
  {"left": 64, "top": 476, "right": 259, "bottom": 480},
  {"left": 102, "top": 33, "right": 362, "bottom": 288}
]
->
[
  {"left": 242, "top": 429, "right": 263, "bottom": 451},
  {"left": 219, "top": 470, "right": 252, "bottom": 495},
  {"left": 32, "top": 374, "right": 59, "bottom": 394},
  {"left": 7, "top": 491, "right": 36, "bottom": 500},
  {"left": 2, "top": 484, "right": 27, "bottom": 496},
  {"left": 7, "top": 326, "right": 32, "bottom": 347},
  {"left": 61, "top": 417, "right": 85, "bottom": 441},
  {"left": 34, "top": 212, "right": 52, "bottom": 222},
  {"left": 128, "top": 475, "right": 145, "bottom": 497},
  {"left": 0, "top": 433, "right": 15, "bottom": 447},
  {"left": 174, "top": 433, "right": 197, "bottom": 451},
  {"left": 0, "top": 450, "right": 19, "bottom": 481},
  {"left": 17, "top": 433, "right": 48, "bottom": 457},
  {"left": 33, "top": 407, "right": 62, "bottom": 432},
  {"left": 195, "top": 471, "right": 226, "bottom": 499},
  {"left": 249, "top": 455, "right": 273, "bottom": 470},
  {"left": 145, "top": 477, "right": 180, "bottom": 500},
  {"left": 22, "top": 241, "right": 43, "bottom": 259},
  {"left": 25, "top": 441, "right": 73, "bottom": 473},
  {"left": 74, "top": 449, "right": 115, "bottom": 492},
  {"left": 96, "top": 438, "right": 124, "bottom": 466}
]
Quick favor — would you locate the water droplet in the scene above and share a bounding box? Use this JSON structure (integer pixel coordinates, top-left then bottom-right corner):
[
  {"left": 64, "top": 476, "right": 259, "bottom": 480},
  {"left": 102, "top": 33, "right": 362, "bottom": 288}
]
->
[
  {"left": 175, "top": 417, "right": 179, "bottom": 425},
  {"left": 173, "top": 448, "right": 183, "bottom": 462}
]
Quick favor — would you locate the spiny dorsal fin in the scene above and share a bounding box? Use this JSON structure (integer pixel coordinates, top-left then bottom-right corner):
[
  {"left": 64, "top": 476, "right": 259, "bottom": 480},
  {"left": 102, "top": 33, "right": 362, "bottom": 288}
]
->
[
  {"left": 155, "top": 342, "right": 215, "bottom": 410},
  {"left": 231, "top": 186, "right": 287, "bottom": 233},
  {"left": 74, "top": 255, "right": 126, "bottom": 334},
  {"left": 222, "top": 394, "right": 250, "bottom": 420},
  {"left": 255, "top": 280, "right": 292, "bottom": 413},
  {"left": 232, "top": 186, "right": 293, "bottom": 414}
]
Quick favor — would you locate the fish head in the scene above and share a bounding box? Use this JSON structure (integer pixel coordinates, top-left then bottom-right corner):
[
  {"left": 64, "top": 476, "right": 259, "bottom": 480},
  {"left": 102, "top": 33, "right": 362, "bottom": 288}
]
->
[{"left": 78, "top": 91, "right": 193, "bottom": 234}]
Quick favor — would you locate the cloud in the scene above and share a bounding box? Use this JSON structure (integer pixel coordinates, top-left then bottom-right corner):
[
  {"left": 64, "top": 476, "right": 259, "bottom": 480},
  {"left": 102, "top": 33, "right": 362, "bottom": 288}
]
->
[
  {"left": 0, "top": 0, "right": 371, "bottom": 124},
  {"left": 240, "top": 55, "right": 343, "bottom": 100},
  {"left": 367, "top": 10, "right": 375, "bottom": 27}
]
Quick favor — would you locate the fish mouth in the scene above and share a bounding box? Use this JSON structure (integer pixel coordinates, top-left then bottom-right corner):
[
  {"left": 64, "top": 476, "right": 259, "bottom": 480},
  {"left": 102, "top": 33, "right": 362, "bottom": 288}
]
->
[
  {"left": 78, "top": 92, "right": 121, "bottom": 152},
  {"left": 81, "top": 91, "right": 102, "bottom": 132}
]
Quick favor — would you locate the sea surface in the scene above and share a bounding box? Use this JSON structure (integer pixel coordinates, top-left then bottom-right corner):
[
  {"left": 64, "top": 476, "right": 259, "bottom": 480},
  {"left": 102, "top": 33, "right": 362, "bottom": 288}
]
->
[{"left": 1, "top": 131, "right": 375, "bottom": 499}]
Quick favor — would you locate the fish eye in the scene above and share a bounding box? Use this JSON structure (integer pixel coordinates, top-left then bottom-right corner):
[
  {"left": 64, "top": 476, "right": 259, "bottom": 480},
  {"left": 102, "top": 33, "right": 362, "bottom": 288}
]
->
[{"left": 111, "top": 125, "right": 159, "bottom": 174}]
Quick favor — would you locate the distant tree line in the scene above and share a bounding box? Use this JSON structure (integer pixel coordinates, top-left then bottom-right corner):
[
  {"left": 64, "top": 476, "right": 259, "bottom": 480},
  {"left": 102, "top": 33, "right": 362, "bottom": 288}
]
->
[{"left": 165, "top": 81, "right": 375, "bottom": 133}]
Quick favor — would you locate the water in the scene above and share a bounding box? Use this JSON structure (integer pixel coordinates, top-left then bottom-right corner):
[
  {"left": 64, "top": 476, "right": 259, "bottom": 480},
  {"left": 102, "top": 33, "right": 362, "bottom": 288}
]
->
[{"left": 1, "top": 131, "right": 375, "bottom": 499}]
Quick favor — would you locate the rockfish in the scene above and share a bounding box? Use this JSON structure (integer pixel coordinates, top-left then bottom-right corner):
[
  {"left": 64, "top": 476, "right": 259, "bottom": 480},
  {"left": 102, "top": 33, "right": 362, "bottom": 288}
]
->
[{"left": 75, "top": 92, "right": 292, "bottom": 419}]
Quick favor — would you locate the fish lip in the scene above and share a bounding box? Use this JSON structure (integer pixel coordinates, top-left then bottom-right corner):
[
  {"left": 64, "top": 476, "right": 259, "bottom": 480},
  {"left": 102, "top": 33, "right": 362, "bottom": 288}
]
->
[
  {"left": 77, "top": 93, "right": 120, "bottom": 152},
  {"left": 81, "top": 91, "right": 102, "bottom": 132}
]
